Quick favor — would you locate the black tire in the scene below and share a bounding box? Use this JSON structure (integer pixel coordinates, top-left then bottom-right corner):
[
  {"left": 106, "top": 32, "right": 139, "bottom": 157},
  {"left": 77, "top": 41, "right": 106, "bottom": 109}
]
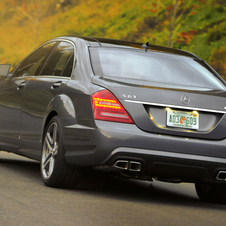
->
[
  {"left": 41, "top": 116, "right": 81, "bottom": 188},
  {"left": 195, "top": 182, "right": 226, "bottom": 204}
]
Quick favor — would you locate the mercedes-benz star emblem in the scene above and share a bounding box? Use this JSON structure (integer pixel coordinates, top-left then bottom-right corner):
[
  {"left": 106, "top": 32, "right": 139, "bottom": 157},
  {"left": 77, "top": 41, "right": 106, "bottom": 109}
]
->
[{"left": 180, "top": 95, "right": 190, "bottom": 105}]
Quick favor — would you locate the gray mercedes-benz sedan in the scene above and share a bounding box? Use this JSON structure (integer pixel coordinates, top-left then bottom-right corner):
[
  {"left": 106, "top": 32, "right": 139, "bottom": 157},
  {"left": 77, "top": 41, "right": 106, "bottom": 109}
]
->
[{"left": 1, "top": 36, "right": 226, "bottom": 203}]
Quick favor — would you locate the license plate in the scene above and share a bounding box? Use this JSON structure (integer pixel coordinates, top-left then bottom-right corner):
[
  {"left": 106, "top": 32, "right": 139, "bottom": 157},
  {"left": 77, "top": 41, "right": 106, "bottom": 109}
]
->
[{"left": 166, "top": 109, "right": 199, "bottom": 129}]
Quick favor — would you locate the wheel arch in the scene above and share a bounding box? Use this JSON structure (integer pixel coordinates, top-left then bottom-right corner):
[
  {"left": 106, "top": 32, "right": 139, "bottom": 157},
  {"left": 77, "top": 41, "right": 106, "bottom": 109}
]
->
[
  {"left": 42, "top": 94, "right": 76, "bottom": 143},
  {"left": 42, "top": 111, "right": 58, "bottom": 143}
]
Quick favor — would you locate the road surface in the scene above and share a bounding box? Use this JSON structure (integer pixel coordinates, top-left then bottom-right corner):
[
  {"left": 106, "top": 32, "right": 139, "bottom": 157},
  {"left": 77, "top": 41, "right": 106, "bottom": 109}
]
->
[{"left": 0, "top": 152, "right": 226, "bottom": 226}]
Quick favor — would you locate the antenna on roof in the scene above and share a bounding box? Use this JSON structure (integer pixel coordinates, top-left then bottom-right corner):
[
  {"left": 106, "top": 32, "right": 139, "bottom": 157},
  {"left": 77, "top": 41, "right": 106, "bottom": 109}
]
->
[{"left": 142, "top": 42, "right": 149, "bottom": 52}]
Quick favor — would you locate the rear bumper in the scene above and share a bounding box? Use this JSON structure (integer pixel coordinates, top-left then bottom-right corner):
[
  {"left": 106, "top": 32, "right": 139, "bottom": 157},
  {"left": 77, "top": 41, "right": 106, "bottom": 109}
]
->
[
  {"left": 103, "top": 147, "right": 226, "bottom": 182},
  {"left": 62, "top": 119, "right": 226, "bottom": 183}
]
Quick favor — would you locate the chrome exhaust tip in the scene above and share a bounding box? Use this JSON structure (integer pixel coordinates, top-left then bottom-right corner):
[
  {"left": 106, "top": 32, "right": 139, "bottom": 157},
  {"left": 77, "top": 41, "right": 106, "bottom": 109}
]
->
[
  {"left": 114, "top": 160, "right": 129, "bottom": 170},
  {"left": 129, "top": 161, "right": 141, "bottom": 172},
  {"left": 216, "top": 171, "right": 226, "bottom": 181},
  {"left": 113, "top": 160, "right": 142, "bottom": 172}
]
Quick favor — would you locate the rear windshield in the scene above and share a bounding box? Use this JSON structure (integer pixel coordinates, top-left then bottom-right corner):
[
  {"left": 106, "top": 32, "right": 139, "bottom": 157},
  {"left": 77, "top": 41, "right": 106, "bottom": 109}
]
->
[{"left": 90, "top": 48, "right": 225, "bottom": 90}]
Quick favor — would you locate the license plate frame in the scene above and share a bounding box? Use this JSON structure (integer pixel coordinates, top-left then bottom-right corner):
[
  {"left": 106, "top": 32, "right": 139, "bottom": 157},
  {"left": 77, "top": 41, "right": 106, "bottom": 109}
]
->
[{"left": 166, "top": 109, "right": 199, "bottom": 130}]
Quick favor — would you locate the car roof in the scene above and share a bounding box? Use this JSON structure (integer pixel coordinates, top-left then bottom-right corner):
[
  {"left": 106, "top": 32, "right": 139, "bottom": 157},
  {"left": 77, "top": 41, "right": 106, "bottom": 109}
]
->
[{"left": 56, "top": 35, "right": 201, "bottom": 59}]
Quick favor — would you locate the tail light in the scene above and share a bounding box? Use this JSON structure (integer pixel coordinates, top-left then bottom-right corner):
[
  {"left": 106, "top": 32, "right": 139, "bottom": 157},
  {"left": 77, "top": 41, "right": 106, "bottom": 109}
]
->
[{"left": 92, "top": 90, "right": 134, "bottom": 124}]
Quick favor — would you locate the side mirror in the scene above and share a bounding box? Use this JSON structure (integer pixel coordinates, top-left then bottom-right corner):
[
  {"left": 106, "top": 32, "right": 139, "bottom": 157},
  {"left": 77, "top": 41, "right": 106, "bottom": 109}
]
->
[{"left": 0, "top": 64, "right": 11, "bottom": 77}]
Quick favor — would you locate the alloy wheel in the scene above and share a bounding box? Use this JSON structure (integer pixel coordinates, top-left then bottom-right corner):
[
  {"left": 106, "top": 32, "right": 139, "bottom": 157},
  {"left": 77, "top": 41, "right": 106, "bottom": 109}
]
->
[{"left": 41, "top": 122, "right": 59, "bottom": 179}]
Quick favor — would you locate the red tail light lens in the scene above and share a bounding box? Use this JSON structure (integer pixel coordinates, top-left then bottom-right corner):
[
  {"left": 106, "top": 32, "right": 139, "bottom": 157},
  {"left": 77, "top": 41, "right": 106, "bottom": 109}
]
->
[{"left": 92, "top": 90, "right": 134, "bottom": 124}]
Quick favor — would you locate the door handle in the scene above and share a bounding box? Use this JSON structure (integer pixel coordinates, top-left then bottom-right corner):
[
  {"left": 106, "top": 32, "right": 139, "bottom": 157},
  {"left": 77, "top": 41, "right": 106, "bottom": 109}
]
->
[
  {"left": 17, "top": 81, "right": 26, "bottom": 90},
  {"left": 51, "top": 81, "right": 62, "bottom": 89}
]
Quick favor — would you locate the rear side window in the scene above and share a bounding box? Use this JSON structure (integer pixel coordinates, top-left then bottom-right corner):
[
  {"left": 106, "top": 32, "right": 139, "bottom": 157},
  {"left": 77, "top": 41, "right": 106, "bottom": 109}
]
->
[
  {"left": 40, "top": 41, "right": 75, "bottom": 77},
  {"left": 90, "top": 48, "right": 225, "bottom": 91},
  {"left": 14, "top": 42, "right": 56, "bottom": 77}
]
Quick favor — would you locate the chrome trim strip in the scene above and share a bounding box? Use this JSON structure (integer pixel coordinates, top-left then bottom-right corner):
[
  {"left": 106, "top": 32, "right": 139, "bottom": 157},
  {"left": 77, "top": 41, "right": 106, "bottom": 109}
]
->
[
  {"left": 65, "top": 124, "right": 95, "bottom": 130},
  {"left": 124, "top": 99, "right": 226, "bottom": 114}
]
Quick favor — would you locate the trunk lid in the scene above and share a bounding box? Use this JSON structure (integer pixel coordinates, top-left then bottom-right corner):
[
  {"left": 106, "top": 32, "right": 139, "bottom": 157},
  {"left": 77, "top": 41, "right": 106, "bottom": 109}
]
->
[{"left": 92, "top": 76, "right": 226, "bottom": 140}]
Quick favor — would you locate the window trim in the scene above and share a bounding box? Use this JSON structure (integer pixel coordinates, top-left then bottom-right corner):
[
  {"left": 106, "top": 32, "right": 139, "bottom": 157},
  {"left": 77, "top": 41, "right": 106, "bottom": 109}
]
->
[
  {"left": 12, "top": 41, "right": 58, "bottom": 78},
  {"left": 38, "top": 39, "right": 77, "bottom": 78},
  {"left": 12, "top": 39, "right": 77, "bottom": 79}
]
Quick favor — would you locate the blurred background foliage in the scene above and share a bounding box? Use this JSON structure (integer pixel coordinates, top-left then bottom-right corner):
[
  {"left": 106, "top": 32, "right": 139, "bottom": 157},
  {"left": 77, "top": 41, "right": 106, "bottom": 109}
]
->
[{"left": 0, "top": 0, "right": 226, "bottom": 79}]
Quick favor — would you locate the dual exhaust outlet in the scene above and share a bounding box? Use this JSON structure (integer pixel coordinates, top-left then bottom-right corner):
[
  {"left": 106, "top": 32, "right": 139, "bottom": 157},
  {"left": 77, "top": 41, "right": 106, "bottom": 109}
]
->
[{"left": 114, "top": 160, "right": 141, "bottom": 172}]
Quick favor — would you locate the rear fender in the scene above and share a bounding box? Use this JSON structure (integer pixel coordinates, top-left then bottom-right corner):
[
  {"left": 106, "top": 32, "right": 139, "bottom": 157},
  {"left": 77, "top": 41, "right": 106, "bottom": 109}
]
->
[
  {"left": 46, "top": 94, "right": 75, "bottom": 118},
  {"left": 42, "top": 94, "right": 76, "bottom": 138}
]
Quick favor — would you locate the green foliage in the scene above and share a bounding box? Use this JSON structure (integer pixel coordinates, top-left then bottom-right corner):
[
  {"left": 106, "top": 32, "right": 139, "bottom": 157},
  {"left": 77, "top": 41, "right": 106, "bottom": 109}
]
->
[
  {"left": 0, "top": 0, "right": 226, "bottom": 78},
  {"left": 209, "top": 46, "right": 226, "bottom": 79},
  {"left": 207, "top": 30, "right": 222, "bottom": 44}
]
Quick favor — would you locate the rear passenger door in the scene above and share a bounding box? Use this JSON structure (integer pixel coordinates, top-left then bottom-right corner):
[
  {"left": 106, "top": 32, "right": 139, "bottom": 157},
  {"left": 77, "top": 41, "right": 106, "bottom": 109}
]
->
[
  {"left": 20, "top": 41, "right": 75, "bottom": 155},
  {"left": 0, "top": 42, "right": 56, "bottom": 152}
]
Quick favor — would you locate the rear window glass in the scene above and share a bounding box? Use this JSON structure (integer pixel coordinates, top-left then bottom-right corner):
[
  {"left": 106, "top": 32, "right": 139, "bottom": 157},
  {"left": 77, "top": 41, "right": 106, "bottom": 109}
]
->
[{"left": 90, "top": 48, "right": 225, "bottom": 90}]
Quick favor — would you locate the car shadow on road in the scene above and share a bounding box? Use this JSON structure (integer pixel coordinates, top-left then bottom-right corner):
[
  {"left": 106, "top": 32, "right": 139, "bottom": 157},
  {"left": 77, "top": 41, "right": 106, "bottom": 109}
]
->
[
  {"left": 1, "top": 155, "right": 226, "bottom": 210},
  {"left": 77, "top": 169, "right": 226, "bottom": 210},
  {"left": 0, "top": 156, "right": 41, "bottom": 180}
]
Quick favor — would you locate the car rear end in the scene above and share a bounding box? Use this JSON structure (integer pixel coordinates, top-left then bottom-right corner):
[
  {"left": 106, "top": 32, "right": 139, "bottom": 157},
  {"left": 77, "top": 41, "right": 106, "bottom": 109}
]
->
[{"left": 80, "top": 42, "right": 226, "bottom": 184}]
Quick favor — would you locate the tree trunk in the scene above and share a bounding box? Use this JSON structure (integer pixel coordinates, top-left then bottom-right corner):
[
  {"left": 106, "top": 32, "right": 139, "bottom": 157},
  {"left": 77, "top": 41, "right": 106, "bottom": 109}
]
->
[{"left": 168, "top": 0, "right": 179, "bottom": 48}]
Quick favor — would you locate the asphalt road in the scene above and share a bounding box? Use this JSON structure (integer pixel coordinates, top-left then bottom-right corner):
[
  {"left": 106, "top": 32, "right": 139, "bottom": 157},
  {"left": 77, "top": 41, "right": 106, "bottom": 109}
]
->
[{"left": 0, "top": 152, "right": 226, "bottom": 226}]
